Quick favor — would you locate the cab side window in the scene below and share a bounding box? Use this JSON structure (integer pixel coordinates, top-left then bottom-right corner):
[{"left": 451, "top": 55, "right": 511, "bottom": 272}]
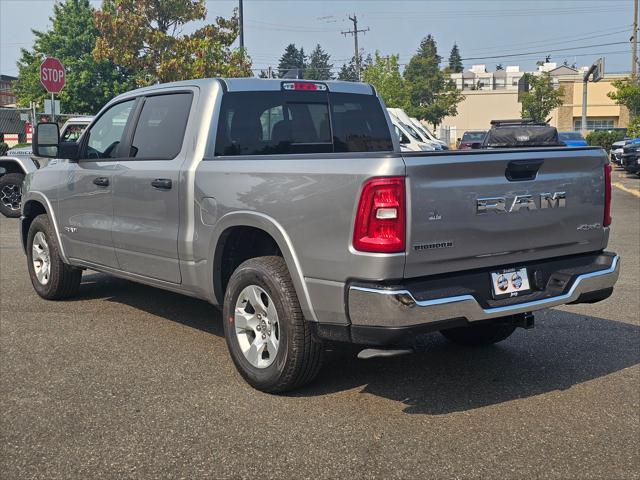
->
[
  {"left": 84, "top": 100, "right": 135, "bottom": 159},
  {"left": 129, "top": 93, "right": 193, "bottom": 159}
]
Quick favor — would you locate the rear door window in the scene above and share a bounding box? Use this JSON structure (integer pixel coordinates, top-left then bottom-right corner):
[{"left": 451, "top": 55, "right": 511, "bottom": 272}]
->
[
  {"left": 129, "top": 93, "right": 193, "bottom": 159},
  {"left": 214, "top": 90, "right": 393, "bottom": 156}
]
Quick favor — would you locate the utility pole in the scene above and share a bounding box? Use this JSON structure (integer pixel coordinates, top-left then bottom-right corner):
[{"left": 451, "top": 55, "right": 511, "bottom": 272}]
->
[
  {"left": 633, "top": 0, "right": 638, "bottom": 80},
  {"left": 239, "top": 0, "right": 245, "bottom": 53},
  {"left": 341, "top": 14, "right": 369, "bottom": 81}
]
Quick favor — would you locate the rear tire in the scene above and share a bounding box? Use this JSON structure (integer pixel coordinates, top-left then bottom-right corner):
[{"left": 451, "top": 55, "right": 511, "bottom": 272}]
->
[
  {"left": 27, "top": 215, "right": 82, "bottom": 299},
  {"left": 0, "top": 172, "right": 24, "bottom": 218},
  {"left": 440, "top": 322, "right": 516, "bottom": 346},
  {"left": 223, "top": 256, "right": 323, "bottom": 393}
]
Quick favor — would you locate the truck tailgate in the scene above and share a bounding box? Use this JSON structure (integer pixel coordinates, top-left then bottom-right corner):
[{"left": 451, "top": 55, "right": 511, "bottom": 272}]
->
[{"left": 403, "top": 148, "right": 609, "bottom": 278}]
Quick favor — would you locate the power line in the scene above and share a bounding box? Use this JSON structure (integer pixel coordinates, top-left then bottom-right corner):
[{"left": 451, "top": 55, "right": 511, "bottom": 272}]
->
[
  {"left": 461, "top": 41, "right": 629, "bottom": 61},
  {"left": 464, "top": 28, "right": 631, "bottom": 55}
]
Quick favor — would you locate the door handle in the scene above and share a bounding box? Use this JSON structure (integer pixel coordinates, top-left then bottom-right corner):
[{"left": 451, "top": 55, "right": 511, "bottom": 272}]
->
[
  {"left": 92, "top": 176, "right": 110, "bottom": 187},
  {"left": 505, "top": 159, "right": 544, "bottom": 182},
  {"left": 151, "top": 178, "right": 172, "bottom": 190}
]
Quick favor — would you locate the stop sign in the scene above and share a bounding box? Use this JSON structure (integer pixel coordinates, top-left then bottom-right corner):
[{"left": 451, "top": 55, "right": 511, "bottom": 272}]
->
[{"left": 40, "top": 57, "right": 65, "bottom": 93}]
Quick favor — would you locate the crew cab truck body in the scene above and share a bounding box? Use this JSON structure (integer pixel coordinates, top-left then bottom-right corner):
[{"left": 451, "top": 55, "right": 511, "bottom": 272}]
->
[{"left": 22, "top": 78, "right": 620, "bottom": 392}]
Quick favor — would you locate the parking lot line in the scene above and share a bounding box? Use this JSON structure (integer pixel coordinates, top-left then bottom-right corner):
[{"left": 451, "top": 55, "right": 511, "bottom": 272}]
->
[{"left": 612, "top": 182, "right": 640, "bottom": 198}]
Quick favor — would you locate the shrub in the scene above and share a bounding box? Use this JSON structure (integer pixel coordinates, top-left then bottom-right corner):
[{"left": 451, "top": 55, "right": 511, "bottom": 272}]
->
[
  {"left": 0, "top": 142, "right": 8, "bottom": 156},
  {"left": 627, "top": 117, "right": 640, "bottom": 139},
  {"left": 586, "top": 130, "right": 626, "bottom": 151}
]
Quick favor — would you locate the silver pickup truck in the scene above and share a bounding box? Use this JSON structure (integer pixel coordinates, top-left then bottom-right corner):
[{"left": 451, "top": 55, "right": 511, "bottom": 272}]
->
[{"left": 22, "top": 78, "right": 619, "bottom": 392}]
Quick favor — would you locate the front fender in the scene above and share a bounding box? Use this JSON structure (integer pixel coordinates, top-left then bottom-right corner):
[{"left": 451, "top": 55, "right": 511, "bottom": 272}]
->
[
  {"left": 20, "top": 190, "right": 68, "bottom": 263},
  {"left": 209, "top": 210, "right": 318, "bottom": 322},
  {"left": 0, "top": 155, "right": 38, "bottom": 175}
]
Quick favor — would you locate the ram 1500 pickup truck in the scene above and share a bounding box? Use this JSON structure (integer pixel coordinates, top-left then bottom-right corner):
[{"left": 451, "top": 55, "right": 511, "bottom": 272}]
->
[{"left": 22, "top": 78, "right": 619, "bottom": 392}]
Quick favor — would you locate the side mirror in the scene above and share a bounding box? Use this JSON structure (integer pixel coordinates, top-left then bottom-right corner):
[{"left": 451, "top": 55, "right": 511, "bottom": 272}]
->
[
  {"left": 33, "top": 122, "right": 60, "bottom": 158},
  {"left": 33, "top": 122, "right": 79, "bottom": 160}
]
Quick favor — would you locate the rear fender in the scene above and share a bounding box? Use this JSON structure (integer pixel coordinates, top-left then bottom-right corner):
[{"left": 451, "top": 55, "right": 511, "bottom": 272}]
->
[{"left": 209, "top": 211, "right": 317, "bottom": 322}]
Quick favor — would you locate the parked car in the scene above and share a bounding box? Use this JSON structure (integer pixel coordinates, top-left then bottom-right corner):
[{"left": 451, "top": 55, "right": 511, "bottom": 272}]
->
[
  {"left": 457, "top": 130, "right": 487, "bottom": 149},
  {"left": 409, "top": 117, "right": 449, "bottom": 149},
  {"left": 0, "top": 117, "right": 92, "bottom": 217},
  {"left": 389, "top": 114, "right": 435, "bottom": 152},
  {"left": 387, "top": 109, "right": 438, "bottom": 151},
  {"left": 621, "top": 139, "right": 640, "bottom": 174},
  {"left": 483, "top": 119, "right": 563, "bottom": 149},
  {"left": 386, "top": 107, "right": 447, "bottom": 149},
  {"left": 610, "top": 139, "right": 629, "bottom": 165},
  {"left": 559, "top": 131, "right": 588, "bottom": 147},
  {"left": 23, "top": 78, "right": 619, "bottom": 392}
]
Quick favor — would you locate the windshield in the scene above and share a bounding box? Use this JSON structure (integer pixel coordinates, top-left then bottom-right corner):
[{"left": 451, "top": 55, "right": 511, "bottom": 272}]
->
[
  {"left": 399, "top": 122, "right": 422, "bottom": 142},
  {"left": 462, "top": 131, "right": 486, "bottom": 141},
  {"left": 412, "top": 120, "right": 434, "bottom": 138},
  {"left": 61, "top": 123, "right": 88, "bottom": 142},
  {"left": 559, "top": 132, "right": 585, "bottom": 141}
]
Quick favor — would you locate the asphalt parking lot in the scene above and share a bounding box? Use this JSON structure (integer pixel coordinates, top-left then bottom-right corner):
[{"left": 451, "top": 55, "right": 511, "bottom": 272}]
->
[{"left": 1, "top": 168, "right": 638, "bottom": 479}]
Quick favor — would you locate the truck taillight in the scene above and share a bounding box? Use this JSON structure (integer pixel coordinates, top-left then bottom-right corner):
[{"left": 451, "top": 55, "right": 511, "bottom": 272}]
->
[
  {"left": 353, "top": 177, "right": 406, "bottom": 253},
  {"left": 604, "top": 163, "right": 612, "bottom": 227}
]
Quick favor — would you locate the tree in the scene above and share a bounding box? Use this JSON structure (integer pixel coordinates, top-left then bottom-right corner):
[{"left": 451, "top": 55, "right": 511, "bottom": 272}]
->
[
  {"left": 362, "top": 52, "right": 407, "bottom": 108},
  {"left": 94, "top": 0, "right": 251, "bottom": 86},
  {"left": 304, "top": 44, "right": 333, "bottom": 80},
  {"left": 496, "top": 63, "right": 504, "bottom": 71},
  {"left": 608, "top": 77, "right": 640, "bottom": 119},
  {"left": 278, "top": 43, "right": 306, "bottom": 77},
  {"left": 337, "top": 61, "right": 357, "bottom": 81},
  {"left": 520, "top": 72, "right": 565, "bottom": 122},
  {"left": 403, "top": 35, "right": 464, "bottom": 128},
  {"left": 13, "top": 0, "right": 134, "bottom": 114},
  {"left": 447, "top": 43, "right": 463, "bottom": 73}
]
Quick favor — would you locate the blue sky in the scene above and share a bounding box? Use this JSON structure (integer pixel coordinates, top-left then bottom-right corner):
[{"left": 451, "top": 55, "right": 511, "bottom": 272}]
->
[{"left": 0, "top": 0, "right": 636, "bottom": 77}]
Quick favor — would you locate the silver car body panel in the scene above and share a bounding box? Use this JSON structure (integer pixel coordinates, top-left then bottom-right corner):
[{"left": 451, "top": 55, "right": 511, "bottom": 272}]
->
[{"left": 21, "top": 78, "right": 616, "bottom": 329}]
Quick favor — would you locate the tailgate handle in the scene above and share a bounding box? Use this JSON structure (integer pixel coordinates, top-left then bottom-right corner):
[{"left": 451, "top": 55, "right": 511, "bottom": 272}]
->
[{"left": 505, "top": 159, "right": 544, "bottom": 182}]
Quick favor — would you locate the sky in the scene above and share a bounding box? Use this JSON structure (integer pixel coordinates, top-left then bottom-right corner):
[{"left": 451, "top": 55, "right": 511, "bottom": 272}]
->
[{"left": 0, "top": 0, "right": 637, "bottom": 78}]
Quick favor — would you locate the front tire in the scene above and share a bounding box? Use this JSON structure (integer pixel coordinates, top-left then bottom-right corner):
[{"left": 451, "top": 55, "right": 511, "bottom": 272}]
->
[
  {"left": 440, "top": 322, "right": 516, "bottom": 346},
  {"left": 0, "top": 172, "right": 24, "bottom": 218},
  {"left": 27, "top": 215, "right": 82, "bottom": 299},
  {"left": 222, "top": 256, "right": 323, "bottom": 393}
]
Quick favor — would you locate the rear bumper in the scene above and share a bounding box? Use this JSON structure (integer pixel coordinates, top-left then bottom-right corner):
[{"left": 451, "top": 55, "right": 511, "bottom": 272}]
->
[{"left": 347, "top": 252, "right": 619, "bottom": 331}]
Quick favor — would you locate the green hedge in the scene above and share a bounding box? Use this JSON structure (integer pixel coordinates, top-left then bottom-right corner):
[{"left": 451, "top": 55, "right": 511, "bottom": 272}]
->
[
  {"left": 0, "top": 142, "right": 8, "bottom": 156},
  {"left": 586, "top": 130, "right": 626, "bottom": 151}
]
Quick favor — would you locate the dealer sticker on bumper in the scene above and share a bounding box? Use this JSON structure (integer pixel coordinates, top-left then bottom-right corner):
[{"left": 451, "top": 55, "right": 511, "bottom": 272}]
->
[{"left": 491, "top": 267, "right": 531, "bottom": 299}]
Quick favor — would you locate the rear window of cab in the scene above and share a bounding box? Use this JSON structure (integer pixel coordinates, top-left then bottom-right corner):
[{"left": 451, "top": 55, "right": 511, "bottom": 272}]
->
[{"left": 214, "top": 91, "right": 393, "bottom": 156}]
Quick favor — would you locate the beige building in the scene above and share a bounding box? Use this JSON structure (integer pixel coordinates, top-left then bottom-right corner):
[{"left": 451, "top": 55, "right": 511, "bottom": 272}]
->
[{"left": 443, "top": 63, "right": 631, "bottom": 144}]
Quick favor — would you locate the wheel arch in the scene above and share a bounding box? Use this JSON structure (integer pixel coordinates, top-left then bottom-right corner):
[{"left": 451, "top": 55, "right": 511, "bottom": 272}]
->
[
  {"left": 0, "top": 156, "right": 36, "bottom": 175},
  {"left": 210, "top": 211, "right": 318, "bottom": 322},
  {"left": 20, "top": 192, "right": 68, "bottom": 262}
]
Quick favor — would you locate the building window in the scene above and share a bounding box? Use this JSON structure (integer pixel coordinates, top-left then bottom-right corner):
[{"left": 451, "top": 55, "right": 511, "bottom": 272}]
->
[
  {"left": 477, "top": 78, "right": 491, "bottom": 89},
  {"left": 462, "top": 79, "right": 475, "bottom": 90},
  {"left": 574, "top": 119, "right": 615, "bottom": 130},
  {"left": 494, "top": 78, "right": 506, "bottom": 89}
]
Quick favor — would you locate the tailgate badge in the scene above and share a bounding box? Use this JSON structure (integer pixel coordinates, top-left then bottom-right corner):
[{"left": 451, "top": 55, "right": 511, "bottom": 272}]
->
[{"left": 428, "top": 210, "right": 442, "bottom": 221}]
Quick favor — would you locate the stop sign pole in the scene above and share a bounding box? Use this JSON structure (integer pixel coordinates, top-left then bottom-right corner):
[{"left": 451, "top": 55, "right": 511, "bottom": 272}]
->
[{"left": 40, "top": 57, "right": 65, "bottom": 122}]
